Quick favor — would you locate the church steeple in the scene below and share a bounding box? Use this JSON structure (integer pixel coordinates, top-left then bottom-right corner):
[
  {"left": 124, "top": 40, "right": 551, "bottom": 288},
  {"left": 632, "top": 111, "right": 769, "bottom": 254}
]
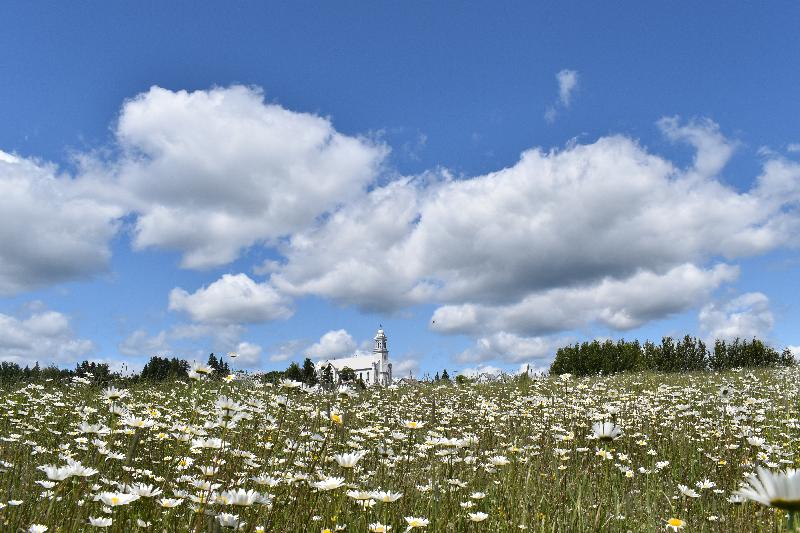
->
[{"left": 373, "top": 326, "right": 388, "bottom": 358}]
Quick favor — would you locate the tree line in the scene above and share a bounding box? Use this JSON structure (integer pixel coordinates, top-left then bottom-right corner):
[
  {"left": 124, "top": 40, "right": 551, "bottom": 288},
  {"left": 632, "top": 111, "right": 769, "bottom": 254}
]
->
[
  {"left": 0, "top": 353, "right": 233, "bottom": 385},
  {"left": 549, "top": 336, "right": 796, "bottom": 376}
]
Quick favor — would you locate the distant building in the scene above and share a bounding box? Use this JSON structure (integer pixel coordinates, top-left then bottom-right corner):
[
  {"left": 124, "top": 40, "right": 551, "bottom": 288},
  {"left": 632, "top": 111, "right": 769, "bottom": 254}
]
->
[{"left": 316, "top": 328, "right": 393, "bottom": 386}]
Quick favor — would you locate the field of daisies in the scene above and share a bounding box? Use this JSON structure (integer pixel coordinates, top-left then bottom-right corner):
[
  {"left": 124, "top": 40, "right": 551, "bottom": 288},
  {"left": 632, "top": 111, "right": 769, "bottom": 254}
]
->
[{"left": 1, "top": 365, "right": 799, "bottom": 532}]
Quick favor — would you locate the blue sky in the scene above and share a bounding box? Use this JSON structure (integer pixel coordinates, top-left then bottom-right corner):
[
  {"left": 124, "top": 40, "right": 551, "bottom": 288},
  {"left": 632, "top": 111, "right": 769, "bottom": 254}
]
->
[{"left": 0, "top": 2, "right": 798, "bottom": 377}]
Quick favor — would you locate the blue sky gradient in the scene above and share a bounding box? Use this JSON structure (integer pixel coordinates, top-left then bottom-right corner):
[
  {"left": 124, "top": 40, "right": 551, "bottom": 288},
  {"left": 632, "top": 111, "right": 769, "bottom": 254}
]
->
[{"left": 0, "top": 2, "right": 798, "bottom": 376}]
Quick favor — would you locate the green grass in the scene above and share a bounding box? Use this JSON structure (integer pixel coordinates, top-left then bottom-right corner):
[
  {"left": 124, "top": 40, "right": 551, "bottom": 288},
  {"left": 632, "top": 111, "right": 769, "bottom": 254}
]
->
[{"left": 0, "top": 366, "right": 798, "bottom": 532}]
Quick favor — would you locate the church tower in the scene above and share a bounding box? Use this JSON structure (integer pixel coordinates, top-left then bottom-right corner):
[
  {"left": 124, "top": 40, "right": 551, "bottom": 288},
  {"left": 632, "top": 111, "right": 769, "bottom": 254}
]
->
[{"left": 373, "top": 327, "right": 392, "bottom": 385}]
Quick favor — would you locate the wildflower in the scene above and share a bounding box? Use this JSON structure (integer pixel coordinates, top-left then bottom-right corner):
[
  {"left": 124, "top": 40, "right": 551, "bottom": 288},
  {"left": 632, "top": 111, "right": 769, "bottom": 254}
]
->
[
  {"left": 403, "top": 420, "right": 425, "bottom": 429},
  {"left": 696, "top": 479, "right": 716, "bottom": 490},
  {"left": 280, "top": 378, "right": 303, "bottom": 389},
  {"left": 404, "top": 516, "right": 430, "bottom": 528},
  {"left": 77, "top": 422, "right": 110, "bottom": 435},
  {"left": 369, "top": 523, "right": 391, "bottom": 532},
  {"left": 371, "top": 490, "right": 403, "bottom": 502},
  {"left": 678, "top": 484, "right": 700, "bottom": 498},
  {"left": 39, "top": 465, "right": 72, "bottom": 481},
  {"left": 488, "top": 456, "right": 510, "bottom": 466},
  {"left": 130, "top": 483, "right": 163, "bottom": 497},
  {"left": 346, "top": 490, "right": 374, "bottom": 500},
  {"left": 198, "top": 465, "right": 219, "bottom": 476},
  {"left": 65, "top": 460, "right": 95, "bottom": 476},
  {"left": 311, "top": 476, "right": 345, "bottom": 491},
  {"left": 665, "top": 518, "right": 685, "bottom": 531},
  {"left": 102, "top": 386, "right": 128, "bottom": 401},
  {"left": 28, "top": 525, "right": 48, "bottom": 533},
  {"left": 218, "top": 488, "right": 262, "bottom": 506},
  {"left": 468, "top": 512, "right": 489, "bottom": 522},
  {"left": 98, "top": 492, "right": 140, "bottom": 507},
  {"left": 330, "top": 412, "right": 343, "bottom": 425},
  {"left": 592, "top": 421, "right": 622, "bottom": 441},
  {"left": 159, "top": 498, "right": 183, "bottom": 508},
  {"left": 192, "top": 363, "right": 213, "bottom": 375},
  {"left": 217, "top": 512, "right": 246, "bottom": 529},
  {"left": 88, "top": 517, "right": 112, "bottom": 528},
  {"left": 333, "top": 451, "right": 365, "bottom": 468},
  {"left": 736, "top": 467, "right": 800, "bottom": 511}
]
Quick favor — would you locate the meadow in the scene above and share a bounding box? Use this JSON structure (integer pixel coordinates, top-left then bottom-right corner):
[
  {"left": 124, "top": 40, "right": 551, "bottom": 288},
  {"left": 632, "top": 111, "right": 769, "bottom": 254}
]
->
[{"left": 0, "top": 365, "right": 798, "bottom": 532}]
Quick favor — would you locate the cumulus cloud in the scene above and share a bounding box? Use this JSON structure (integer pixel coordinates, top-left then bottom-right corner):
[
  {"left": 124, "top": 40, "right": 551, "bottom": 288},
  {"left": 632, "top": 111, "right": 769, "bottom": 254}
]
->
[
  {"left": 306, "top": 329, "right": 358, "bottom": 359},
  {"left": 233, "top": 341, "right": 262, "bottom": 366},
  {"left": 118, "top": 329, "right": 170, "bottom": 357},
  {"left": 169, "top": 273, "right": 292, "bottom": 324},
  {"left": 0, "top": 307, "right": 94, "bottom": 364},
  {"left": 105, "top": 85, "right": 388, "bottom": 269},
  {"left": 455, "top": 332, "right": 569, "bottom": 363},
  {"left": 0, "top": 150, "right": 123, "bottom": 295},
  {"left": 433, "top": 263, "right": 738, "bottom": 337},
  {"left": 459, "top": 364, "right": 503, "bottom": 378},
  {"left": 698, "top": 292, "right": 774, "bottom": 341},
  {"left": 392, "top": 357, "right": 420, "bottom": 378},
  {"left": 658, "top": 117, "right": 737, "bottom": 180},
  {"left": 118, "top": 323, "right": 265, "bottom": 368},
  {"left": 267, "top": 340, "right": 306, "bottom": 363},
  {"left": 273, "top": 120, "right": 800, "bottom": 339}
]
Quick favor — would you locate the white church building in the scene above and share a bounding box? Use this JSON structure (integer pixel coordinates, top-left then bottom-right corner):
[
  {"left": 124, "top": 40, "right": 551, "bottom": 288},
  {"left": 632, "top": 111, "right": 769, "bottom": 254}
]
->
[{"left": 316, "top": 328, "right": 393, "bottom": 386}]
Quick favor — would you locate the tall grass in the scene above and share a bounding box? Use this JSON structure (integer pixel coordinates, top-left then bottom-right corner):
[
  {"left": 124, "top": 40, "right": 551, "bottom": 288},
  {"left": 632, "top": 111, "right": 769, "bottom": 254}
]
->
[{"left": 0, "top": 366, "right": 797, "bottom": 532}]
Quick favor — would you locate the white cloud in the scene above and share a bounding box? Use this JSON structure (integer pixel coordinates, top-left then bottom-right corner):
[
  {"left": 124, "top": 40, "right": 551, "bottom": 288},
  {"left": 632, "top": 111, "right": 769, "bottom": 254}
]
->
[
  {"left": 267, "top": 339, "right": 306, "bottom": 363},
  {"left": 273, "top": 119, "right": 800, "bottom": 340},
  {"left": 105, "top": 85, "right": 388, "bottom": 269},
  {"left": 658, "top": 116, "right": 737, "bottom": 180},
  {"left": 434, "top": 263, "right": 738, "bottom": 337},
  {"left": 556, "top": 69, "right": 579, "bottom": 107},
  {"left": 787, "top": 345, "right": 800, "bottom": 358},
  {"left": 306, "top": 329, "right": 357, "bottom": 359},
  {"left": 459, "top": 364, "right": 503, "bottom": 378},
  {"left": 118, "top": 323, "right": 266, "bottom": 368},
  {"left": 0, "top": 308, "right": 94, "bottom": 364},
  {"left": 233, "top": 341, "right": 262, "bottom": 366},
  {"left": 787, "top": 143, "right": 800, "bottom": 153},
  {"left": 544, "top": 69, "right": 579, "bottom": 123},
  {"left": 456, "top": 332, "right": 568, "bottom": 363},
  {"left": 392, "top": 357, "right": 420, "bottom": 378},
  {"left": 0, "top": 150, "right": 123, "bottom": 295},
  {"left": 118, "top": 329, "right": 170, "bottom": 357},
  {"left": 169, "top": 273, "right": 292, "bottom": 324},
  {"left": 698, "top": 292, "right": 774, "bottom": 341}
]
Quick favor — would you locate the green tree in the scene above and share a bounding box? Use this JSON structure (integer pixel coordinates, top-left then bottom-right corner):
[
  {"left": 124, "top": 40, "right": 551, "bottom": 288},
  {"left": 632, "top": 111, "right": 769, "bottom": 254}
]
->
[
  {"left": 441, "top": 369, "right": 450, "bottom": 382},
  {"left": 302, "top": 358, "right": 318, "bottom": 386},
  {"left": 339, "top": 367, "right": 356, "bottom": 382},
  {"left": 321, "top": 364, "right": 334, "bottom": 388},
  {"left": 285, "top": 362, "right": 303, "bottom": 382}
]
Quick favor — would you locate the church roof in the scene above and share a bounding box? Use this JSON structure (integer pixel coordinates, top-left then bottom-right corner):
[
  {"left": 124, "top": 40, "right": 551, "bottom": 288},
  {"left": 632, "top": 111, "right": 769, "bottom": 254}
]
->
[{"left": 316, "top": 354, "right": 379, "bottom": 371}]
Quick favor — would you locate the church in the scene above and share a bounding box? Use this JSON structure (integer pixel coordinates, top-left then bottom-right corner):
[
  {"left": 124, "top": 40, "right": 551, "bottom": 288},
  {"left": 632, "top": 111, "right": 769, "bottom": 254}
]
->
[{"left": 316, "top": 328, "right": 393, "bottom": 386}]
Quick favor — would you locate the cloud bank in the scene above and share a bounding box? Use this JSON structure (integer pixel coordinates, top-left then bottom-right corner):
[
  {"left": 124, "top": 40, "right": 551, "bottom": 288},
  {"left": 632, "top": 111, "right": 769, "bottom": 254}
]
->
[{"left": 2, "top": 85, "right": 800, "bottom": 369}]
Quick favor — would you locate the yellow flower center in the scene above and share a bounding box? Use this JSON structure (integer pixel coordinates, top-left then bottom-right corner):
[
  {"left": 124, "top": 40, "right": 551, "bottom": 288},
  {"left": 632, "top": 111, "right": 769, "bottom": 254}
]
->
[{"left": 667, "top": 518, "right": 684, "bottom": 527}]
